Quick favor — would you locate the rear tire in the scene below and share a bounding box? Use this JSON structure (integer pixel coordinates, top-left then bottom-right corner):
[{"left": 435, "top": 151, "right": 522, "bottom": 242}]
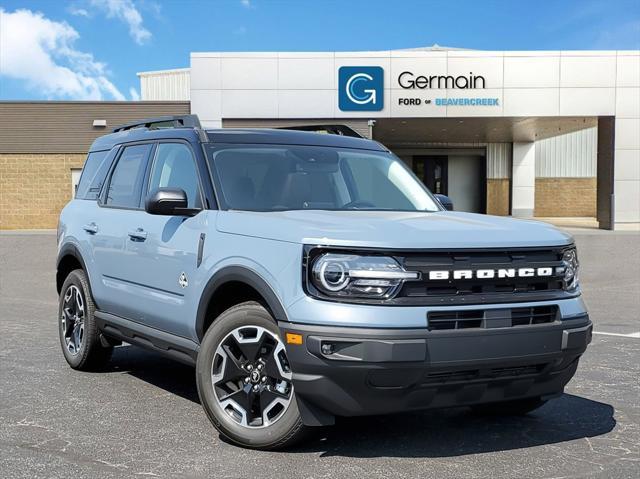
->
[
  {"left": 58, "top": 269, "right": 112, "bottom": 370},
  {"left": 196, "top": 301, "right": 308, "bottom": 450},
  {"left": 470, "top": 397, "right": 547, "bottom": 416}
]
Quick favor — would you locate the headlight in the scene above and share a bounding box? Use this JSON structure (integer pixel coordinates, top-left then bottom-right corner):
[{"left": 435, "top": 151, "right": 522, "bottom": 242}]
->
[
  {"left": 560, "top": 247, "right": 579, "bottom": 291},
  {"left": 310, "top": 253, "right": 419, "bottom": 299}
]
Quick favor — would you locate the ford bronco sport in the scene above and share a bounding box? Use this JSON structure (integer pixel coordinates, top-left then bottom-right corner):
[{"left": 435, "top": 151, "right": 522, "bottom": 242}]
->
[{"left": 57, "top": 115, "right": 592, "bottom": 449}]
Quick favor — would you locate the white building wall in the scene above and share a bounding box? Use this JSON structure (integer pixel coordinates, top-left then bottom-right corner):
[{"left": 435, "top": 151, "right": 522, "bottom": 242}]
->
[
  {"left": 187, "top": 50, "right": 636, "bottom": 122},
  {"left": 512, "top": 142, "right": 536, "bottom": 218},
  {"left": 138, "top": 68, "right": 191, "bottom": 101},
  {"left": 536, "top": 128, "right": 597, "bottom": 178},
  {"left": 614, "top": 52, "right": 640, "bottom": 225},
  {"left": 487, "top": 143, "right": 511, "bottom": 179}
]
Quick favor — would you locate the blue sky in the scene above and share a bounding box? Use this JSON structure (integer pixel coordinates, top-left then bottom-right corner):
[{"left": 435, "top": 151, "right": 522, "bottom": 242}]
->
[{"left": 1, "top": 0, "right": 639, "bottom": 101}]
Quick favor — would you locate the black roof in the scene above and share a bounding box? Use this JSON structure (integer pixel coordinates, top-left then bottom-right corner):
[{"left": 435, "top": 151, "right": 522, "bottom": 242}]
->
[
  {"left": 205, "top": 128, "right": 386, "bottom": 151},
  {"left": 90, "top": 127, "right": 201, "bottom": 151},
  {"left": 90, "top": 124, "right": 385, "bottom": 153}
]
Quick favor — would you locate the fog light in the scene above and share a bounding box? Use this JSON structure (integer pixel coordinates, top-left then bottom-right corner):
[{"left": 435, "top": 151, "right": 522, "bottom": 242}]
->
[{"left": 321, "top": 343, "right": 335, "bottom": 355}]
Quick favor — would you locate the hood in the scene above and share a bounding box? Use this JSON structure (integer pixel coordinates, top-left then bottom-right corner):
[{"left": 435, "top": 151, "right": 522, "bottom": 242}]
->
[{"left": 216, "top": 210, "right": 573, "bottom": 249}]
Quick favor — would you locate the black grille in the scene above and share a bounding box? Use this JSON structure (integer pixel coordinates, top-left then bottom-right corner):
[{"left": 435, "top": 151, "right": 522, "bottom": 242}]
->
[
  {"left": 428, "top": 305, "right": 558, "bottom": 331},
  {"left": 397, "top": 248, "right": 568, "bottom": 305},
  {"left": 303, "top": 245, "right": 577, "bottom": 306},
  {"left": 428, "top": 310, "right": 485, "bottom": 330},
  {"left": 422, "top": 363, "right": 547, "bottom": 385},
  {"left": 511, "top": 306, "right": 559, "bottom": 326}
]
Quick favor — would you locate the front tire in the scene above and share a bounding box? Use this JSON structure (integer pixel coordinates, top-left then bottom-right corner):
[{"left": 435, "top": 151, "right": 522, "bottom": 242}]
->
[
  {"left": 58, "top": 269, "right": 112, "bottom": 370},
  {"left": 196, "top": 301, "right": 308, "bottom": 450}
]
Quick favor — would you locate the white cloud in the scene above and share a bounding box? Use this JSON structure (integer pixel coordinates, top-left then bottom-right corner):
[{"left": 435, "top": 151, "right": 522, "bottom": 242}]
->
[
  {"left": 68, "top": 7, "right": 90, "bottom": 17},
  {"left": 89, "top": 0, "right": 151, "bottom": 45},
  {"left": 240, "top": 0, "right": 252, "bottom": 8},
  {"left": 129, "top": 87, "right": 140, "bottom": 101},
  {"left": 0, "top": 8, "right": 125, "bottom": 100}
]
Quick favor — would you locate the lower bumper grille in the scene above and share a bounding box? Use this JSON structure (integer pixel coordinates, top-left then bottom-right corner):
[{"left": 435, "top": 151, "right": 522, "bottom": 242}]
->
[
  {"left": 428, "top": 305, "right": 558, "bottom": 331},
  {"left": 422, "top": 363, "right": 547, "bottom": 385}
]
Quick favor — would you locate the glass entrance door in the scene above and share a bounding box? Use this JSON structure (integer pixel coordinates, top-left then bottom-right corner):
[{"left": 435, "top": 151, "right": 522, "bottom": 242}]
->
[{"left": 413, "top": 156, "right": 448, "bottom": 195}]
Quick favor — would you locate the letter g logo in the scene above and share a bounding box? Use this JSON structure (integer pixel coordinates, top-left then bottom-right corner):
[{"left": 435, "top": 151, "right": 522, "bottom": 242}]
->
[{"left": 339, "top": 66, "right": 384, "bottom": 112}]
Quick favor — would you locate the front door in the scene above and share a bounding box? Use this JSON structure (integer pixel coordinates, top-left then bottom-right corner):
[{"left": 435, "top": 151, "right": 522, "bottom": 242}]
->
[{"left": 124, "top": 141, "right": 207, "bottom": 338}]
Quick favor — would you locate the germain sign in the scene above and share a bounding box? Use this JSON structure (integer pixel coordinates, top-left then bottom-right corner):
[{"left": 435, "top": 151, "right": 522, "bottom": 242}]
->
[
  {"left": 338, "top": 67, "right": 500, "bottom": 110},
  {"left": 398, "top": 71, "right": 486, "bottom": 89},
  {"left": 338, "top": 66, "right": 384, "bottom": 112},
  {"left": 395, "top": 69, "right": 499, "bottom": 108}
]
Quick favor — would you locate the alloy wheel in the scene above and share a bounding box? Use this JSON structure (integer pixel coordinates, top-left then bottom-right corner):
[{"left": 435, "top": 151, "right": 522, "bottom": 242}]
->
[
  {"left": 61, "top": 285, "right": 85, "bottom": 355},
  {"left": 211, "top": 326, "right": 293, "bottom": 428}
]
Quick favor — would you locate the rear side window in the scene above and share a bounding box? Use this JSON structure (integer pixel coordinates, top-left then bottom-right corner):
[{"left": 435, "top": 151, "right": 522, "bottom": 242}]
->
[
  {"left": 76, "top": 151, "right": 110, "bottom": 200},
  {"left": 105, "top": 144, "right": 152, "bottom": 208}
]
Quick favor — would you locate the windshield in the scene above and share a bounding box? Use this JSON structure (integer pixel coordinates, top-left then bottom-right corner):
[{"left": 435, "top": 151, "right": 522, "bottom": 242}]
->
[{"left": 206, "top": 144, "right": 440, "bottom": 212}]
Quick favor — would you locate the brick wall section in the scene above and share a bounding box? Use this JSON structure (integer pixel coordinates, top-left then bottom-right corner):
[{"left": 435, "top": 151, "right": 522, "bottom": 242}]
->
[
  {"left": 486, "top": 179, "right": 510, "bottom": 216},
  {"left": 535, "top": 178, "right": 597, "bottom": 217},
  {"left": 0, "top": 154, "right": 85, "bottom": 229}
]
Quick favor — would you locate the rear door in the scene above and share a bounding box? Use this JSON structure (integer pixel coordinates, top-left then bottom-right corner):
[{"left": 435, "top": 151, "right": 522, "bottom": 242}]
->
[
  {"left": 89, "top": 143, "right": 154, "bottom": 320},
  {"left": 67, "top": 148, "right": 115, "bottom": 307}
]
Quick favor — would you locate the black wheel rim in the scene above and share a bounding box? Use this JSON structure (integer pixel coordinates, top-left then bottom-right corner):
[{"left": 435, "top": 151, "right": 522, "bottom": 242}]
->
[
  {"left": 61, "top": 285, "right": 84, "bottom": 356},
  {"left": 211, "top": 326, "right": 293, "bottom": 428}
]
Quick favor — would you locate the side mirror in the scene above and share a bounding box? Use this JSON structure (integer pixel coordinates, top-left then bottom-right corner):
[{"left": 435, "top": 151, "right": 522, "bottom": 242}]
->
[
  {"left": 434, "top": 194, "right": 454, "bottom": 211},
  {"left": 145, "top": 188, "right": 198, "bottom": 216}
]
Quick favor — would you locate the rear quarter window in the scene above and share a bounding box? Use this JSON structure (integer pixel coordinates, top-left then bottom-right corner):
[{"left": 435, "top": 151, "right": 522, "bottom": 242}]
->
[{"left": 75, "top": 150, "right": 111, "bottom": 200}]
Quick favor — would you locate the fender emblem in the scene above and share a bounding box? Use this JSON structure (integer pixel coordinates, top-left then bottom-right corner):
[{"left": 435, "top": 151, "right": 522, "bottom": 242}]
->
[{"left": 178, "top": 272, "right": 189, "bottom": 289}]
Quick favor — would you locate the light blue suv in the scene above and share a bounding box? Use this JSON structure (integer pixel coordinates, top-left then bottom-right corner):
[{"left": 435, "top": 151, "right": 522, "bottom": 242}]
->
[{"left": 57, "top": 115, "right": 592, "bottom": 449}]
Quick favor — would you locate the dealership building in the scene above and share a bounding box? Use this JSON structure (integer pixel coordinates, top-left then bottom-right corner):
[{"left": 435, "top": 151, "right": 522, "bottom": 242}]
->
[{"left": 1, "top": 46, "right": 638, "bottom": 230}]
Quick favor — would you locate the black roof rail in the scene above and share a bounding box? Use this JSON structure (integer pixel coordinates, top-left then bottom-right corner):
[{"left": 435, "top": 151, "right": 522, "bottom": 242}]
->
[
  {"left": 113, "top": 114, "right": 202, "bottom": 133},
  {"left": 277, "top": 124, "right": 364, "bottom": 139}
]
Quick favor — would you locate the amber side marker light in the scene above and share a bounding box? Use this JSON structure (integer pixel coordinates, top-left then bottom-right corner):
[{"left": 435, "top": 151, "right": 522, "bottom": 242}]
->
[{"left": 286, "top": 333, "right": 303, "bottom": 345}]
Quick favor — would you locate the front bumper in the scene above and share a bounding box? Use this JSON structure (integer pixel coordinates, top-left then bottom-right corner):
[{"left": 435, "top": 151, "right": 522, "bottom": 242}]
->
[{"left": 279, "top": 315, "right": 592, "bottom": 426}]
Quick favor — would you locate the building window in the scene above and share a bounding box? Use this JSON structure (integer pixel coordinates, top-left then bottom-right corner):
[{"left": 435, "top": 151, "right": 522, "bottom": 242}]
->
[{"left": 71, "top": 168, "right": 82, "bottom": 197}]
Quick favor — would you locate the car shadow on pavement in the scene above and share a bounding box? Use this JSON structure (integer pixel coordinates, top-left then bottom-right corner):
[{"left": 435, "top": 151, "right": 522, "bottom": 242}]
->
[
  {"left": 107, "top": 345, "right": 201, "bottom": 403},
  {"left": 298, "top": 395, "right": 617, "bottom": 458},
  {"left": 107, "top": 346, "right": 616, "bottom": 458}
]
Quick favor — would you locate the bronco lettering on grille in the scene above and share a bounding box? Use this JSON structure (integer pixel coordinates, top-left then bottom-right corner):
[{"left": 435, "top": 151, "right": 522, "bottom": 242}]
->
[{"left": 427, "top": 267, "right": 555, "bottom": 281}]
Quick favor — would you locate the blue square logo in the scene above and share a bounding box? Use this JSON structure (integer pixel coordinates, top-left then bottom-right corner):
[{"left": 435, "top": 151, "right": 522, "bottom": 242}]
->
[{"left": 338, "top": 66, "right": 384, "bottom": 112}]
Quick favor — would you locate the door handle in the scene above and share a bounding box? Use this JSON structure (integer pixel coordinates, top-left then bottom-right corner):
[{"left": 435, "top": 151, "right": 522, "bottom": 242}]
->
[
  {"left": 127, "top": 228, "right": 148, "bottom": 241},
  {"left": 82, "top": 222, "right": 99, "bottom": 234}
]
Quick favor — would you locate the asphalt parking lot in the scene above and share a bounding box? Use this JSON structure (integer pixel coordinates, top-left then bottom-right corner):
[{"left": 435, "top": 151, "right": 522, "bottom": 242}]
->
[{"left": 1, "top": 229, "right": 638, "bottom": 478}]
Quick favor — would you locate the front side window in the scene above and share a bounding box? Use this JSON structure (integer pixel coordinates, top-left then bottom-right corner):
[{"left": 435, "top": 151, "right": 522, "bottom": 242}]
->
[
  {"left": 207, "top": 144, "right": 440, "bottom": 212},
  {"left": 105, "top": 144, "right": 151, "bottom": 208},
  {"left": 148, "top": 143, "right": 202, "bottom": 208}
]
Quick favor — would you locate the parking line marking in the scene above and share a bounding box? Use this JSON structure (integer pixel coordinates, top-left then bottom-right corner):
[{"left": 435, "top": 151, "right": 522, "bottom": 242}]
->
[{"left": 593, "top": 331, "right": 640, "bottom": 338}]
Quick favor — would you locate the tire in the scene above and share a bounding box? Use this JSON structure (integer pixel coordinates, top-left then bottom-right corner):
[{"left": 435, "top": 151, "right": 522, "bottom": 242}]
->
[
  {"left": 58, "top": 269, "right": 112, "bottom": 370},
  {"left": 470, "top": 397, "right": 547, "bottom": 416},
  {"left": 196, "top": 301, "right": 308, "bottom": 450}
]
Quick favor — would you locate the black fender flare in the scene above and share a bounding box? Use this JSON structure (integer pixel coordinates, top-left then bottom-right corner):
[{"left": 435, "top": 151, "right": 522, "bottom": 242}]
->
[
  {"left": 56, "top": 243, "right": 89, "bottom": 293},
  {"left": 195, "top": 266, "right": 289, "bottom": 341}
]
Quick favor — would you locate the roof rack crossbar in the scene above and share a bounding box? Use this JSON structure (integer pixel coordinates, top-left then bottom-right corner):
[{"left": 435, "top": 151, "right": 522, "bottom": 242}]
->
[
  {"left": 113, "top": 114, "right": 202, "bottom": 133},
  {"left": 277, "top": 124, "right": 364, "bottom": 139}
]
